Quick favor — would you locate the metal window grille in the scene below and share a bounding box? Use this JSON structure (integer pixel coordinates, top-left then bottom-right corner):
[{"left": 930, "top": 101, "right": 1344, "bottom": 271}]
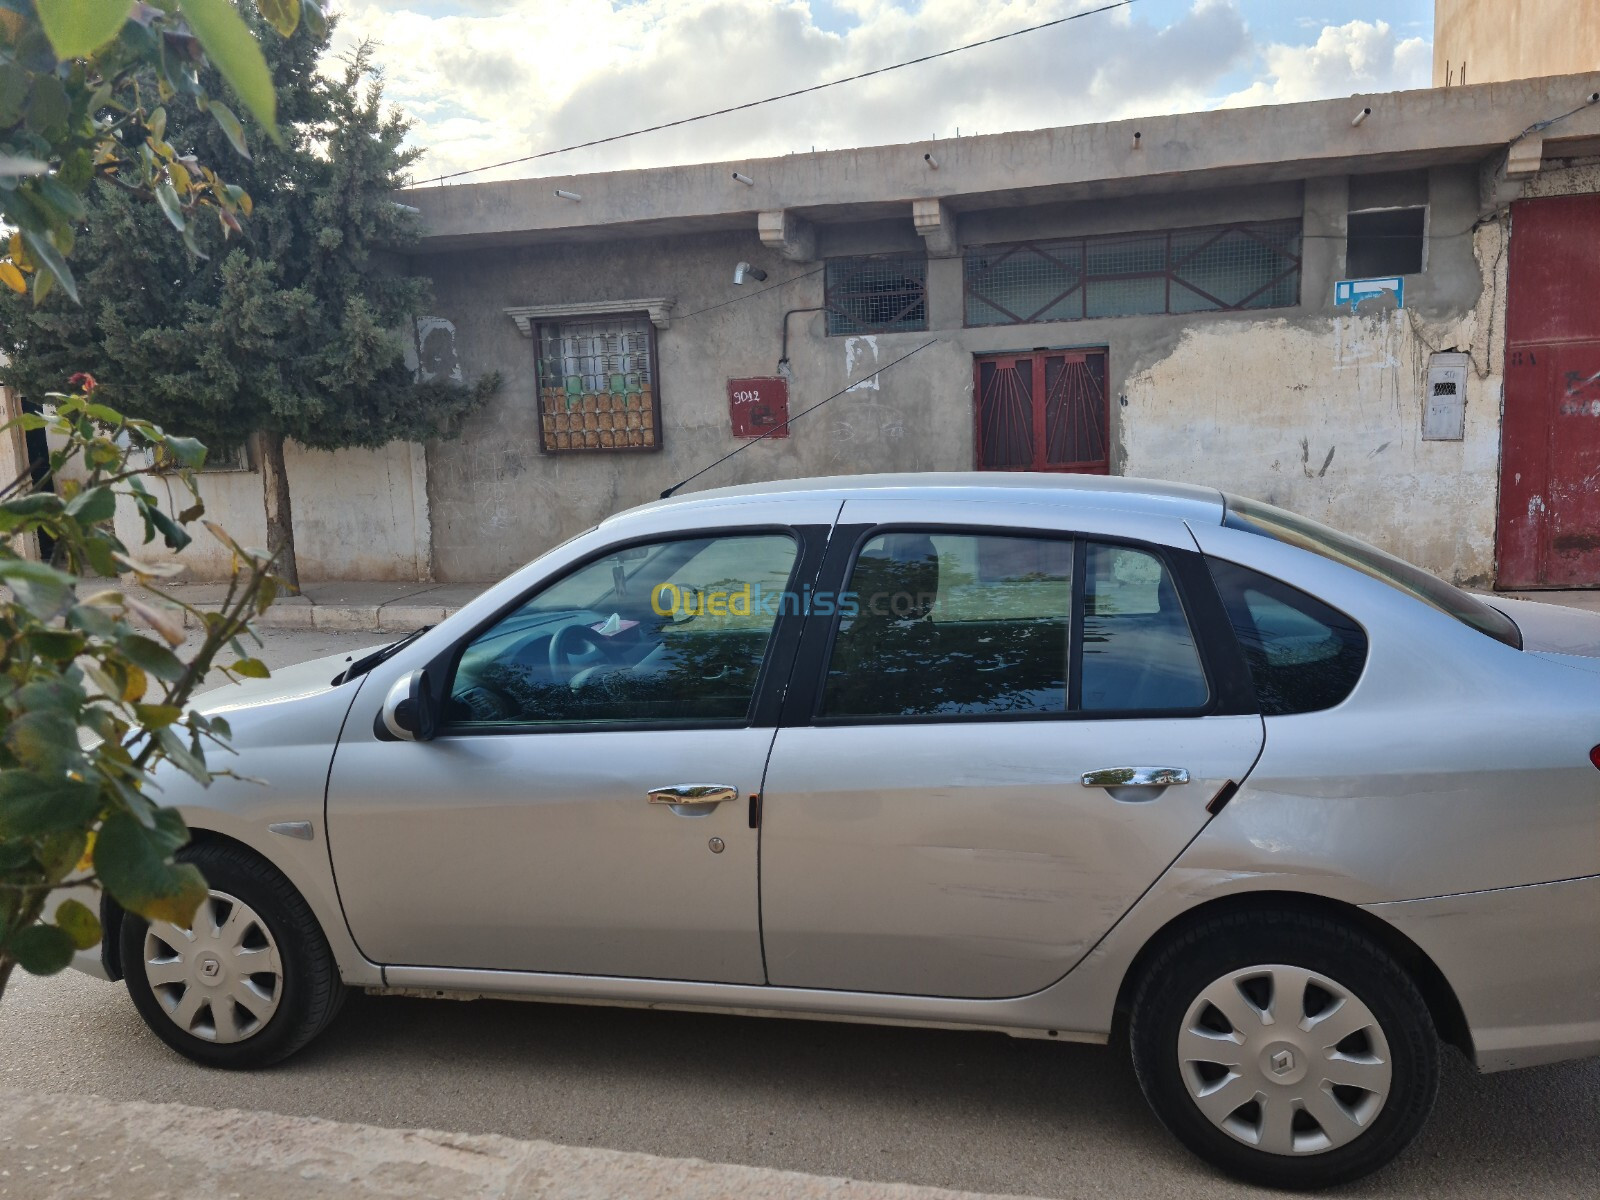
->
[
  {"left": 535, "top": 314, "right": 661, "bottom": 453},
  {"left": 825, "top": 253, "right": 928, "bottom": 336},
  {"left": 965, "top": 219, "right": 1302, "bottom": 327}
]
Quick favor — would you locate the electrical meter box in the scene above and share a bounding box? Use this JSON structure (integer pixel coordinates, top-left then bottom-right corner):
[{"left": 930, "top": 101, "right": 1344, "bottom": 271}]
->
[{"left": 1423, "top": 352, "right": 1468, "bottom": 441}]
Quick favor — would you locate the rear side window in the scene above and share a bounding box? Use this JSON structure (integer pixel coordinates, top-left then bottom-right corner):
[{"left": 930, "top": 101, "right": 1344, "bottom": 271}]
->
[
  {"left": 1080, "top": 544, "right": 1209, "bottom": 711},
  {"left": 1208, "top": 559, "right": 1368, "bottom": 715},
  {"left": 1222, "top": 492, "right": 1520, "bottom": 649},
  {"left": 817, "top": 532, "right": 1211, "bottom": 720}
]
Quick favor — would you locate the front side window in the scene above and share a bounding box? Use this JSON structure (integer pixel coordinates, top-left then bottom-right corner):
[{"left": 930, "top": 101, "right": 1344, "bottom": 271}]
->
[
  {"left": 447, "top": 533, "right": 798, "bottom": 728},
  {"left": 818, "top": 532, "right": 1210, "bottom": 720},
  {"left": 1222, "top": 493, "right": 1520, "bottom": 649},
  {"left": 1208, "top": 559, "right": 1368, "bottom": 715}
]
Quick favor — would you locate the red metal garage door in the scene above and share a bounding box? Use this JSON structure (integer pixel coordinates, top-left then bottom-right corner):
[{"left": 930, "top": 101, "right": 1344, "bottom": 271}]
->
[
  {"left": 1498, "top": 194, "right": 1600, "bottom": 589},
  {"left": 973, "top": 350, "right": 1109, "bottom": 473}
]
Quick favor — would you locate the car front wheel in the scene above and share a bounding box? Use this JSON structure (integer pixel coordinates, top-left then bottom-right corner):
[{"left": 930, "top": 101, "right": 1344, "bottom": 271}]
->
[
  {"left": 1129, "top": 909, "right": 1439, "bottom": 1190},
  {"left": 120, "top": 841, "right": 345, "bottom": 1068}
]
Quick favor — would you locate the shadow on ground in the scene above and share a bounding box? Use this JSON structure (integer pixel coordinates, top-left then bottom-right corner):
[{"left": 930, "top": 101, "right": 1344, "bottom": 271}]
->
[{"left": 4, "top": 971, "right": 1596, "bottom": 1199}]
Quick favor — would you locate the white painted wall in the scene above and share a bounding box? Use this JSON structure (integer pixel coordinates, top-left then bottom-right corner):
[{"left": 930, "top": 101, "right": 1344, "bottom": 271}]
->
[{"left": 103, "top": 440, "right": 432, "bottom": 582}]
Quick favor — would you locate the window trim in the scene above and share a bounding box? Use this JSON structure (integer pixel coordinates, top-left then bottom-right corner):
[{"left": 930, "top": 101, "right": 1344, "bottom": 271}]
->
[
  {"left": 532, "top": 310, "right": 665, "bottom": 455},
  {"left": 781, "top": 522, "right": 1256, "bottom": 729},
  {"left": 421, "top": 523, "right": 830, "bottom": 738}
]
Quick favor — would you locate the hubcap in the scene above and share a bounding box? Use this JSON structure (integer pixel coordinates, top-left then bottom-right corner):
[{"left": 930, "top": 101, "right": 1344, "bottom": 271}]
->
[
  {"left": 143, "top": 891, "right": 283, "bottom": 1044},
  {"left": 1177, "top": 964, "right": 1392, "bottom": 1156}
]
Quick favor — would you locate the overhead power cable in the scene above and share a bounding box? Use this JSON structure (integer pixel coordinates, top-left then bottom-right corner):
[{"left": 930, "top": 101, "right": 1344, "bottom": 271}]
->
[
  {"left": 420, "top": 1, "right": 1139, "bottom": 185},
  {"left": 660, "top": 339, "right": 938, "bottom": 498}
]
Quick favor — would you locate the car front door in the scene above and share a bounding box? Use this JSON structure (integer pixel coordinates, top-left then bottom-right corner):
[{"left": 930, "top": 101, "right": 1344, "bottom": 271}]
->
[
  {"left": 325, "top": 517, "right": 825, "bottom": 984},
  {"left": 758, "top": 498, "right": 1266, "bottom": 998}
]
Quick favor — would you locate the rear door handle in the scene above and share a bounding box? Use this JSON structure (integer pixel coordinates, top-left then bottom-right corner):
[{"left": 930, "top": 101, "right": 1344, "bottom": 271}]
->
[
  {"left": 648, "top": 784, "right": 739, "bottom": 816},
  {"left": 1082, "top": 767, "right": 1190, "bottom": 788}
]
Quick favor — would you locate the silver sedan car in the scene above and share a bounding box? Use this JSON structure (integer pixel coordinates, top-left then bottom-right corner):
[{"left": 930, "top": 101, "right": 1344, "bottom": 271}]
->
[{"left": 61, "top": 474, "right": 1600, "bottom": 1189}]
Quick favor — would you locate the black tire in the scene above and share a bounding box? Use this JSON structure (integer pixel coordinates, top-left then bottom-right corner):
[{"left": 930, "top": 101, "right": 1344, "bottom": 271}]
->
[
  {"left": 121, "top": 841, "right": 346, "bottom": 1068},
  {"left": 1129, "top": 909, "right": 1439, "bottom": 1190}
]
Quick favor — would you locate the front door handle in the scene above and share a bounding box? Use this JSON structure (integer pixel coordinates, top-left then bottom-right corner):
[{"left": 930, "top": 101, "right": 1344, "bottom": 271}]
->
[
  {"left": 1082, "top": 767, "right": 1190, "bottom": 789},
  {"left": 648, "top": 784, "right": 739, "bottom": 817}
]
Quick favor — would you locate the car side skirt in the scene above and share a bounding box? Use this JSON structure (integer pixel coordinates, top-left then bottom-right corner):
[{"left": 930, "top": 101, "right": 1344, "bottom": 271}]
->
[{"left": 376, "top": 966, "right": 1107, "bottom": 1044}]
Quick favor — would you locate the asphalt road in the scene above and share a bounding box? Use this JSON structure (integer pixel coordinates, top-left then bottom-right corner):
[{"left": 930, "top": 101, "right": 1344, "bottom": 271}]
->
[{"left": 3, "top": 629, "right": 1597, "bottom": 1199}]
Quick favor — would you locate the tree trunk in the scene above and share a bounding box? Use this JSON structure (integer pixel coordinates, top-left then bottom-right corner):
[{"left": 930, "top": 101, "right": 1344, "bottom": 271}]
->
[{"left": 258, "top": 431, "right": 300, "bottom": 590}]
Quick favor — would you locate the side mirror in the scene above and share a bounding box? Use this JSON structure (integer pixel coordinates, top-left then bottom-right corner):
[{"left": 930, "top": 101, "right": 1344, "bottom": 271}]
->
[{"left": 378, "top": 668, "right": 437, "bottom": 742}]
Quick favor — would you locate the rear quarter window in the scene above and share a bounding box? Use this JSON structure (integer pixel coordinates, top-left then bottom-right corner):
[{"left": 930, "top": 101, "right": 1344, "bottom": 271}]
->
[{"left": 1208, "top": 559, "right": 1368, "bottom": 716}]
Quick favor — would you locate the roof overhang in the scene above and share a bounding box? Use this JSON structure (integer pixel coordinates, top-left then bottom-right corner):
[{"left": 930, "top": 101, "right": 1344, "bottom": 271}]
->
[{"left": 398, "top": 72, "right": 1600, "bottom": 254}]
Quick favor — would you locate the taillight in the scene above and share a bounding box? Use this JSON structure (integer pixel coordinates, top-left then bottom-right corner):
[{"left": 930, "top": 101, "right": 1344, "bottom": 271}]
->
[{"left": 1591, "top": 745, "right": 1600, "bottom": 771}]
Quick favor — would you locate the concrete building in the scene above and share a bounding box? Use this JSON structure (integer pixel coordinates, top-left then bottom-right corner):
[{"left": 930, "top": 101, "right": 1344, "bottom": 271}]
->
[
  {"left": 1434, "top": 0, "right": 1600, "bottom": 87},
  {"left": 374, "top": 72, "right": 1600, "bottom": 590}
]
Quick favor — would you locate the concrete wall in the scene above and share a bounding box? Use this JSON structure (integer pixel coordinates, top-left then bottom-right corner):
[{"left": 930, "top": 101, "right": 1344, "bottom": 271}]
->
[
  {"left": 1434, "top": 0, "right": 1600, "bottom": 87},
  {"left": 417, "top": 165, "right": 1502, "bottom": 583},
  {"left": 99, "top": 440, "right": 432, "bottom": 583}
]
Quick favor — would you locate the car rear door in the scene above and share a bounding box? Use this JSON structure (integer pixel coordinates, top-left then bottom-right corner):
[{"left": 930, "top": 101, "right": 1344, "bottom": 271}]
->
[{"left": 757, "top": 498, "right": 1265, "bottom": 998}]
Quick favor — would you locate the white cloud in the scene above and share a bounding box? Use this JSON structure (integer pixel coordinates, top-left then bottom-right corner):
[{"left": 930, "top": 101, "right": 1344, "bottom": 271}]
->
[
  {"left": 1219, "top": 19, "right": 1431, "bottom": 108},
  {"left": 327, "top": 2, "right": 1430, "bottom": 186}
]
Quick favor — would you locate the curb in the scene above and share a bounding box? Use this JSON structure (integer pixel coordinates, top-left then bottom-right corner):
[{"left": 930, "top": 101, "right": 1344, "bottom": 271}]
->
[
  {"left": 0, "top": 1090, "right": 1040, "bottom": 1200},
  {"left": 176, "top": 600, "right": 466, "bottom": 633}
]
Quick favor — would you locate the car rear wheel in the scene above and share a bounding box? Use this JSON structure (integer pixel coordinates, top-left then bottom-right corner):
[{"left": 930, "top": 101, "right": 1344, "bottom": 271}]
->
[
  {"left": 1129, "top": 909, "right": 1438, "bottom": 1190},
  {"left": 121, "top": 841, "right": 345, "bottom": 1068}
]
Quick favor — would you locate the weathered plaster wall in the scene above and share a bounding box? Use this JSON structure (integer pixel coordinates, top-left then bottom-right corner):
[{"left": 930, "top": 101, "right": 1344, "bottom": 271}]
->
[
  {"left": 97, "top": 440, "right": 432, "bottom": 582},
  {"left": 1125, "top": 175, "right": 1509, "bottom": 584},
  {"left": 419, "top": 166, "right": 1501, "bottom": 583}
]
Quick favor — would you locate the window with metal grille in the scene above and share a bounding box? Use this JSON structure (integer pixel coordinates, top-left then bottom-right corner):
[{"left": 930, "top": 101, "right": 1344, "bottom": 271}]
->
[
  {"left": 825, "top": 253, "right": 928, "bottom": 335},
  {"left": 964, "top": 219, "right": 1302, "bottom": 326},
  {"left": 535, "top": 314, "right": 661, "bottom": 453}
]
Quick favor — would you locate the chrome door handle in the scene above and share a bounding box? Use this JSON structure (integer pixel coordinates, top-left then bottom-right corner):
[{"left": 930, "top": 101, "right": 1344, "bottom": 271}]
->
[
  {"left": 648, "top": 784, "right": 738, "bottom": 816},
  {"left": 1082, "top": 767, "right": 1190, "bottom": 788}
]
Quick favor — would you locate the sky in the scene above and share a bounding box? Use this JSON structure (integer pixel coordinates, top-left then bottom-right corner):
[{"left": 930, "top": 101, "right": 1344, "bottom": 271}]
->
[{"left": 328, "top": 0, "right": 1436, "bottom": 186}]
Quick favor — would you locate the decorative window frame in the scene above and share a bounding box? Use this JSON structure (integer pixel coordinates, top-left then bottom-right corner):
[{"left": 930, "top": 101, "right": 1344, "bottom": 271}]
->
[
  {"left": 524, "top": 309, "right": 666, "bottom": 455},
  {"left": 506, "top": 298, "right": 674, "bottom": 337}
]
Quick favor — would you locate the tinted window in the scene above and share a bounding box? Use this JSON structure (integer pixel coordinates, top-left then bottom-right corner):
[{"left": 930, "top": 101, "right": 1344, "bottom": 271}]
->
[
  {"left": 822, "top": 532, "right": 1073, "bottom": 718},
  {"left": 447, "top": 534, "right": 797, "bottom": 727},
  {"left": 1080, "top": 544, "right": 1209, "bottom": 712},
  {"left": 1222, "top": 493, "right": 1520, "bottom": 649},
  {"left": 1208, "top": 559, "right": 1368, "bottom": 715}
]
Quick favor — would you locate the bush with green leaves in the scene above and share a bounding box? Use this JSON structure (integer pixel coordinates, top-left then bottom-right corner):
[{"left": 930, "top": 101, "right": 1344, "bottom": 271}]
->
[{"left": 0, "top": 386, "right": 281, "bottom": 1000}]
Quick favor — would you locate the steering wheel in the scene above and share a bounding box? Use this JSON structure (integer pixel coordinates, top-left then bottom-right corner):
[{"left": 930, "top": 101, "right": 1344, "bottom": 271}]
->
[{"left": 549, "top": 622, "right": 608, "bottom": 683}]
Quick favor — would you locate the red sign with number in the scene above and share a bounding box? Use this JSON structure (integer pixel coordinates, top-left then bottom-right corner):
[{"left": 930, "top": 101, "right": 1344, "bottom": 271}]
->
[{"left": 728, "top": 377, "right": 790, "bottom": 439}]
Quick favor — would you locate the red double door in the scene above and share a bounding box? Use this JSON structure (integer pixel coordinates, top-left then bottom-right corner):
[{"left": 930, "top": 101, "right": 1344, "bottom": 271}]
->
[
  {"left": 1498, "top": 195, "right": 1600, "bottom": 589},
  {"left": 973, "top": 350, "right": 1109, "bottom": 474}
]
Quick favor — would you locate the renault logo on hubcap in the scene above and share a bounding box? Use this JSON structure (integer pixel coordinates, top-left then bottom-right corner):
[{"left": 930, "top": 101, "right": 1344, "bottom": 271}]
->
[
  {"left": 200, "top": 958, "right": 221, "bottom": 980},
  {"left": 1270, "top": 1049, "right": 1296, "bottom": 1075}
]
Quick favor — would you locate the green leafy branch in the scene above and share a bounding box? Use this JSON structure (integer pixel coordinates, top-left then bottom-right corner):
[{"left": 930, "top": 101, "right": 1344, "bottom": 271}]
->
[
  {"left": 2, "top": 0, "right": 321, "bottom": 302},
  {"left": 0, "top": 388, "right": 282, "bottom": 996}
]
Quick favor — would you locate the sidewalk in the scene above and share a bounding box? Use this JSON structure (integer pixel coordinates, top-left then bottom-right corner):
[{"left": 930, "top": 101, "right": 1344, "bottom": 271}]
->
[
  {"left": 0, "top": 1090, "right": 1038, "bottom": 1200},
  {"left": 150, "top": 579, "right": 491, "bottom": 633}
]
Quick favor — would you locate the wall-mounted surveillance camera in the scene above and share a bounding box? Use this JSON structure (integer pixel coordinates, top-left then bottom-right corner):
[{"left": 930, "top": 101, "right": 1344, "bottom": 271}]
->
[{"left": 734, "top": 262, "right": 768, "bottom": 285}]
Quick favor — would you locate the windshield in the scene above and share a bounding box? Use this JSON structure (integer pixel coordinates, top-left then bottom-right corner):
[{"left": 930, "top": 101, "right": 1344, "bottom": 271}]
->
[{"left": 1222, "top": 494, "right": 1521, "bottom": 649}]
